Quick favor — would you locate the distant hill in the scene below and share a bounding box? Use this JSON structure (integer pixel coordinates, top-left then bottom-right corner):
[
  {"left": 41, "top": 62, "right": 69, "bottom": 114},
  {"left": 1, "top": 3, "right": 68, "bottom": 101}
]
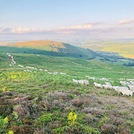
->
[
  {"left": 1, "top": 40, "right": 134, "bottom": 66},
  {"left": 1, "top": 40, "right": 97, "bottom": 59},
  {"left": 84, "top": 40, "right": 134, "bottom": 59},
  {"left": 8, "top": 40, "right": 65, "bottom": 52},
  {"left": 0, "top": 42, "right": 7, "bottom": 46}
]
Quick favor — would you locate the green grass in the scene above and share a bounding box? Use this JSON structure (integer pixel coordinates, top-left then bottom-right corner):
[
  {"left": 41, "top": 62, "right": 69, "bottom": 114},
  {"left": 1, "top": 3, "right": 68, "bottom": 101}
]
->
[
  {"left": 0, "top": 42, "right": 96, "bottom": 60},
  {"left": 85, "top": 40, "right": 134, "bottom": 59},
  {"left": 0, "top": 50, "right": 134, "bottom": 134}
]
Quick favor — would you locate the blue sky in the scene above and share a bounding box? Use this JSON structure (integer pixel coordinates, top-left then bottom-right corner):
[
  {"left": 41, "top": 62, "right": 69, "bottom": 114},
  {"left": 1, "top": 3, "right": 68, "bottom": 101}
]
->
[{"left": 0, "top": 0, "right": 134, "bottom": 41}]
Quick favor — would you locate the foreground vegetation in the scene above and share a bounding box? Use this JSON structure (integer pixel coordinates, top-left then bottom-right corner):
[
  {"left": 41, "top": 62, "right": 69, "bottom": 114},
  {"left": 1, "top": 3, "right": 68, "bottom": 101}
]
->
[{"left": 0, "top": 51, "right": 134, "bottom": 134}]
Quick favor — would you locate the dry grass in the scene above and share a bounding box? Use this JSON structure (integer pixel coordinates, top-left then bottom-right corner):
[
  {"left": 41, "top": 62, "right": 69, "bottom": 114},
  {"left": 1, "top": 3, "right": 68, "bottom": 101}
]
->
[
  {"left": 8, "top": 40, "right": 65, "bottom": 52},
  {"left": 85, "top": 42, "right": 134, "bottom": 59},
  {"left": 101, "top": 44, "right": 134, "bottom": 59}
]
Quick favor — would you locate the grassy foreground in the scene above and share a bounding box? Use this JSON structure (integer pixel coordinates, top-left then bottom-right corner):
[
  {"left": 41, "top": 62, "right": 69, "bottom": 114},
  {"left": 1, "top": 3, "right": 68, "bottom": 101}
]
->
[{"left": 0, "top": 52, "right": 134, "bottom": 134}]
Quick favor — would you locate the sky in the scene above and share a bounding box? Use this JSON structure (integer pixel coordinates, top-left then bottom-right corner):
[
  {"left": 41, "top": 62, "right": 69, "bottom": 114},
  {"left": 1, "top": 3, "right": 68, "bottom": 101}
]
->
[{"left": 0, "top": 0, "right": 134, "bottom": 41}]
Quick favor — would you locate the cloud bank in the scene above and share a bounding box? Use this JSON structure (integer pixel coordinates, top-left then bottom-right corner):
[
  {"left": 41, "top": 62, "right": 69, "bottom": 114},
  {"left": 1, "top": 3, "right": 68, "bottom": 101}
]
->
[
  {"left": 0, "top": 19, "right": 134, "bottom": 40},
  {"left": 118, "top": 19, "right": 134, "bottom": 25}
]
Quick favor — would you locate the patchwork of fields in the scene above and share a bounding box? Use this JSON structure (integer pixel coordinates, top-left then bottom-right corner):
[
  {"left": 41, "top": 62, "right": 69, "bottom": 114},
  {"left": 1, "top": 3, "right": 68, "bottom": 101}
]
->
[{"left": 84, "top": 40, "right": 134, "bottom": 59}]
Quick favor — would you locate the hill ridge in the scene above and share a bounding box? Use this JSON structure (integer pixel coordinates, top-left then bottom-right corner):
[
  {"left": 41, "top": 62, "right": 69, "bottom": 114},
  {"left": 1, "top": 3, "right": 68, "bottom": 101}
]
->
[{"left": 1, "top": 40, "right": 97, "bottom": 60}]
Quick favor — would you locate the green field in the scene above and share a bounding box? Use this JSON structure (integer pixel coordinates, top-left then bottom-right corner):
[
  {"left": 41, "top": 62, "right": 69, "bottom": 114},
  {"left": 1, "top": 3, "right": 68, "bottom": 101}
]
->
[
  {"left": 84, "top": 40, "right": 134, "bottom": 59},
  {"left": 0, "top": 46, "right": 134, "bottom": 134}
]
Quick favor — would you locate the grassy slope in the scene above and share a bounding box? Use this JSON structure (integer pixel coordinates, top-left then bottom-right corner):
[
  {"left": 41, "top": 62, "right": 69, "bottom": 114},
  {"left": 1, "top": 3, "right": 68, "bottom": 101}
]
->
[
  {"left": 8, "top": 40, "right": 65, "bottom": 52},
  {"left": 1, "top": 51, "right": 134, "bottom": 84},
  {"left": 1, "top": 40, "right": 96, "bottom": 59},
  {"left": 0, "top": 51, "right": 134, "bottom": 133}
]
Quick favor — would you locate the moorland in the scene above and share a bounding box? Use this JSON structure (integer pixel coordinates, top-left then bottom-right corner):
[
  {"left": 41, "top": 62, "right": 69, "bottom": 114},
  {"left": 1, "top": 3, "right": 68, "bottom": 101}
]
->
[{"left": 0, "top": 40, "right": 134, "bottom": 134}]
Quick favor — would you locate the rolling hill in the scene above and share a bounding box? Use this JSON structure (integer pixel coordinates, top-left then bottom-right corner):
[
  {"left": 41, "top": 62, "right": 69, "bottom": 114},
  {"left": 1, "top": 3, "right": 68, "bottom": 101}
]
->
[
  {"left": 0, "top": 42, "right": 7, "bottom": 46},
  {"left": 8, "top": 40, "right": 65, "bottom": 52},
  {"left": 2, "top": 40, "right": 97, "bottom": 59},
  {"left": 0, "top": 41, "right": 134, "bottom": 133},
  {"left": 1, "top": 40, "right": 134, "bottom": 67}
]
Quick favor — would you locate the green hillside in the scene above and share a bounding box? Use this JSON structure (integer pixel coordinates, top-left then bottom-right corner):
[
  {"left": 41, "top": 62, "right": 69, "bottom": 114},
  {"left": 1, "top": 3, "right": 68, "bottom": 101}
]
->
[
  {"left": 6, "top": 40, "right": 96, "bottom": 59},
  {"left": 0, "top": 42, "right": 134, "bottom": 134},
  {"left": 8, "top": 40, "right": 65, "bottom": 51},
  {"left": 0, "top": 50, "right": 134, "bottom": 83},
  {"left": 1, "top": 39, "right": 134, "bottom": 67},
  {"left": 0, "top": 50, "right": 134, "bottom": 133},
  {"left": 2, "top": 40, "right": 134, "bottom": 67}
]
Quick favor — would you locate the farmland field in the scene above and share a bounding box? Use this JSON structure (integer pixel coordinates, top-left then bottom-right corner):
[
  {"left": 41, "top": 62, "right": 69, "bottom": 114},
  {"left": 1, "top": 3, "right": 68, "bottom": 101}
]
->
[{"left": 84, "top": 40, "right": 134, "bottom": 59}]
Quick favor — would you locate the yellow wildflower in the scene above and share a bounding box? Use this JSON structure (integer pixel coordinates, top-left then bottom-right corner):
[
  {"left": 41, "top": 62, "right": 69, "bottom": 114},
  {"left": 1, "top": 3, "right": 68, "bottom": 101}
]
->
[
  {"left": 4, "top": 116, "right": 8, "bottom": 124},
  {"left": 7, "top": 130, "right": 14, "bottom": 134},
  {"left": 11, "top": 75, "right": 16, "bottom": 79},
  {"left": 2, "top": 87, "right": 6, "bottom": 92},
  {"left": 68, "top": 112, "right": 73, "bottom": 120},
  {"left": 74, "top": 114, "right": 77, "bottom": 120},
  {"left": 67, "top": 112, "right": 77, "bottom": 125}
]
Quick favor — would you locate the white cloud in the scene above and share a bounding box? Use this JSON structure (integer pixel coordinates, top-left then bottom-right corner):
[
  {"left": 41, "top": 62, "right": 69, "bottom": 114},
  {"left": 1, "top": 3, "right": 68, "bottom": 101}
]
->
[
  {"left": 12, "top": 27, "right": 35, "bottom": 34},
  {"left": 1, "top": 21, "right": 134, "bottom": 39},
  {"left": 0, "top": 27, "right": 38, "bottom": 34},
  {"left": 0, "top": 27, "right": 12, "bottom": 33},
  {"left": 56, "top": 30, "right": 71, "bottom": 34},
  {"left": 118, "top": 19, "right": 134, "bottom": 25},
  {"left": 0, "top": 22, "right": 101, "bottom": 35},
  {"left": 59, "top": 23, "right": 95, "bottom": 30}
]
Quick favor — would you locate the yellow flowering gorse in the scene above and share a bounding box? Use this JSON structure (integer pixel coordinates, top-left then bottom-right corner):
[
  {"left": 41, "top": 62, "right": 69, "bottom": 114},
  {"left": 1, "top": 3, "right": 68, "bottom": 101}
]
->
[
  {"left": 4, "top": 116, "right": 8, "bottom": 124},
  {"left": 7, "top": 130, "right": 14, "bottom": 134},
  {"left": 2, "top": 87, "right": 6, "bottom": 92},
  {"left": 67, "top": 112, "right": 77, "bottom": 125}
]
